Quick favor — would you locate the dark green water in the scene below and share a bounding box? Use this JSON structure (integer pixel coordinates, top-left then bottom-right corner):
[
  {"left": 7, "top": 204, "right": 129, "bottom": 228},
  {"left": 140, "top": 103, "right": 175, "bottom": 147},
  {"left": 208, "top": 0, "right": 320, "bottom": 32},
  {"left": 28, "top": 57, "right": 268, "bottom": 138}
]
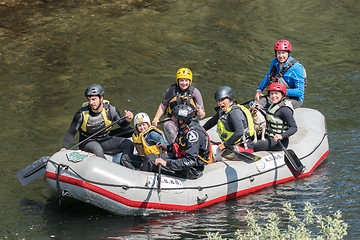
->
[{"left": 0, "top": 0, "right": 359, "bottom": 239}]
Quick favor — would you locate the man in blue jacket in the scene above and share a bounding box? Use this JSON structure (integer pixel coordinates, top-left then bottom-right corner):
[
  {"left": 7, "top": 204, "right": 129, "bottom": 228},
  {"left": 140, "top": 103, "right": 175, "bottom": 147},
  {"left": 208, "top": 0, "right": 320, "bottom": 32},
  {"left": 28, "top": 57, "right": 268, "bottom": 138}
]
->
[{"left": 254, "top": 39, "right": 306, "bottom": 109}]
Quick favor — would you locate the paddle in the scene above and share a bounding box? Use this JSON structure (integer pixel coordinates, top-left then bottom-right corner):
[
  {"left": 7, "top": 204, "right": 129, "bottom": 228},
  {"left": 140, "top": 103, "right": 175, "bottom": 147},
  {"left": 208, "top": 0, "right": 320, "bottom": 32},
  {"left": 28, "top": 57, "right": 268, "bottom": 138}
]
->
[
  {"left": 211, "top": 141, "right": 261, "bottom": 162},
  {"left": 70, "top": 115, "right": 127, "bottom": 150},
  {"left": 16, "top": 156, "right": 51, "bottom": 186},
  {"left": 240, "top": 99, "right": 254, "bottom": 106},
  {"left": 157, "top": 146, "right": 163, "bottom": 193},
  {"left": 17, "top": 115, "right": 127, "bottom": 186},
  {"left": 255, "top": 107, "right": 305, "bottom": 178},
  {"left": 109, "top": 126, "right": 135, "bottom": 138},
  {"left": 277, "top": 140, "right": 305, "bottom": 178},
  {"left": 158, "top": 118, "right": 172, "bottom": 125}
]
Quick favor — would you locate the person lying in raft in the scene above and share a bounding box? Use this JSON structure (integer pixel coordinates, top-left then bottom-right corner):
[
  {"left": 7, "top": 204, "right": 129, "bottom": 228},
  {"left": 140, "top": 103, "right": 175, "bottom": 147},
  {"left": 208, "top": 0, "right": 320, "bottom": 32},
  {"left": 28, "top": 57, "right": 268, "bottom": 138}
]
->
[
  {"left": 151, "top": 68, "right": 206, "bottom": 143},
  {"left": 252, "top": 82, "right": 298, "bottom": 151},
  {"left": 203, "top": 86, "right": 255, "bottom": 158},
  {"left": 141, "top": 104, "right": 212, "bottom": 179},
  {"left": 119, "top": 112, "right": 168, "bottom": 169}
]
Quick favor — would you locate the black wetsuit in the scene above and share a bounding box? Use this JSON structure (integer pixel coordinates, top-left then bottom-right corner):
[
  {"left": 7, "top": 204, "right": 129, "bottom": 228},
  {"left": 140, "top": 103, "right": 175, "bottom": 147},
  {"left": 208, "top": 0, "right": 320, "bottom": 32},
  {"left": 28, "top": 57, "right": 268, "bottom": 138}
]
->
[
  {"left": 141, "top": 121, "right": 210, "bottom": 179},
  {"left": 62, "top": 103, "right": 134, "bottom": 159},
  {"left": 253, "top": 105, "right": 297, "bottom": 151},
  {"left": 203, "top": 105, "right": 253, "bottom": 149}
]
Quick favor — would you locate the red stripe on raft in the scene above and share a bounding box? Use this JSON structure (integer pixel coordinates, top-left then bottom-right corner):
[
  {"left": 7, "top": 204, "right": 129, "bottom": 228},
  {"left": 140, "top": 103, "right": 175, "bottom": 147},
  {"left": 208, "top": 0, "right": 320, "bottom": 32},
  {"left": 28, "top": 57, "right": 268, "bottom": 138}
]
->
[{"left": 45, "top": 150, "right": 329, "bottom": 212}]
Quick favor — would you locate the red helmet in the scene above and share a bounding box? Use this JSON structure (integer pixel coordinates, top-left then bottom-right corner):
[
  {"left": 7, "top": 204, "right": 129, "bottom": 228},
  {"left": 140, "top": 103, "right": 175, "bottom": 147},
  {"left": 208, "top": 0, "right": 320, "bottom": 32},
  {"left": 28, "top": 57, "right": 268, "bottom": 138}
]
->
[
  {"left": 268, "top": 82, "right": 287, "bottom": 96},
  {"left": 274, "top": 39, "right": 292, "bottom": 52}
]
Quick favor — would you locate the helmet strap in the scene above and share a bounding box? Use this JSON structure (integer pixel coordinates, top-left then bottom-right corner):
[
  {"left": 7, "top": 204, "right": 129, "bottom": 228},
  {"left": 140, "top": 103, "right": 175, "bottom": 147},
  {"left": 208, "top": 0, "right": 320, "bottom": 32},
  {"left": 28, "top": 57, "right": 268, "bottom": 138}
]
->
[{"left": 94, "top": 96, "right": 103, "bottom": 111}]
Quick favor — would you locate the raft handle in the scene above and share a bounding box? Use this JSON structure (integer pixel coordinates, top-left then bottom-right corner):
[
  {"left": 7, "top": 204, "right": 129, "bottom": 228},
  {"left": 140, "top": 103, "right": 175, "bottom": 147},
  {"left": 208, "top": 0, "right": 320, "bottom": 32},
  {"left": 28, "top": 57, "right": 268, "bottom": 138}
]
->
[{"left": 197, "top": 194, "right": 208, "bottom": 204}]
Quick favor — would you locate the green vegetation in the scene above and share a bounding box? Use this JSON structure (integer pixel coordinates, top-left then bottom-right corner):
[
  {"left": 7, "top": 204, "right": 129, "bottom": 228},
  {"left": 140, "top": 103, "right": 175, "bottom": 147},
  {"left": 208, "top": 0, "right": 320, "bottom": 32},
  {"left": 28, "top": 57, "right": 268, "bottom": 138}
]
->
[{"left": 207, "top": 202, "right": 348, "bottom": 240}]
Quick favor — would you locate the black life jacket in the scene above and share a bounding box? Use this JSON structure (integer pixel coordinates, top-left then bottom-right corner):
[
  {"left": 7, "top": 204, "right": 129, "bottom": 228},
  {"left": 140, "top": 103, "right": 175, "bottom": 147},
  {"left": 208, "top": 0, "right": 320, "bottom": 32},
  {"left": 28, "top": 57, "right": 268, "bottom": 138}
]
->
[
  {"left": 269, "top": 59, "right": 307, "bottom": 88},
  {"left": 167, "top": 85, "right": 197, "bottom": 115},
  {"left": 172, "top": 122, "right": 212, "bottom": 164}
]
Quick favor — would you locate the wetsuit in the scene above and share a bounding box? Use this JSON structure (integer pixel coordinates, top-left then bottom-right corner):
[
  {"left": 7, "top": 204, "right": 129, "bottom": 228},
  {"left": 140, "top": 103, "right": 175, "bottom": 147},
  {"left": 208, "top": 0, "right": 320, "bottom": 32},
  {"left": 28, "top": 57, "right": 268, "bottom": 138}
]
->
[
  {"left": 62, "top": 103, "right": 134, "bottom": 159},
  {"left": 141, "top": 121, "right": 211, "bottom": 179},
  {"left": 203, "top": 105, "right": 254, "bottom": 150},
  {"left": 253, "top": 101, "right": 297, "bottom": 151},
  {"left": 162, "top": 85, "right": 205, "bottom": 143}
]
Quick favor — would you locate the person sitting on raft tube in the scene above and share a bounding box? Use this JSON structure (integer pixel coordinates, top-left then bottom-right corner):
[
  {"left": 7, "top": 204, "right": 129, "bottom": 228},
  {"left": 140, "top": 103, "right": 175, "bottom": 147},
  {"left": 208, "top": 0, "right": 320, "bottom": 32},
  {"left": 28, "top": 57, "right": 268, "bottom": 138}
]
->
[
  {"left": 120, "top": 112, "right": 169, "bottom": 170},
  {"left": 151, "top": 68, "right": 206, "bottom": 143},
  {"left": 60, "top": 84, "right": 134, "bottom": 159},
  {"left": 141, "top": 104, "right": 212, "bottom": 179},
  {"left": 203, "top": 86, "right": 255, "bottom": 154},
  {"left": 253, "top": 82, "right": 298, "bottom": 152},
  {"left": 254, "top": 39, "right": 306, "bottom": 110}
]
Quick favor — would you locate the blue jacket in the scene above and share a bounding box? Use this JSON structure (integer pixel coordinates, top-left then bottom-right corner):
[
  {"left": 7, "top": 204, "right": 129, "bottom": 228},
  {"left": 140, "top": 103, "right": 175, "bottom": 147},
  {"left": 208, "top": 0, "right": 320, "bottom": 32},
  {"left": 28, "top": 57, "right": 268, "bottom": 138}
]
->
[{"left": 257, "top": 56, "right": 306, "bottom": 103}]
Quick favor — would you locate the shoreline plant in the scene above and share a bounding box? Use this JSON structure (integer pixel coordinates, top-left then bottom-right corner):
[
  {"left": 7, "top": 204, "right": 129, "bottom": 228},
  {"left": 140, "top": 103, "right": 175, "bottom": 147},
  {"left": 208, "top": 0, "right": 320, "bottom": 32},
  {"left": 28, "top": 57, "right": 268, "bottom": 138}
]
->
[{"left": 207, "top": 202, "right": 348, "bottom": 240}]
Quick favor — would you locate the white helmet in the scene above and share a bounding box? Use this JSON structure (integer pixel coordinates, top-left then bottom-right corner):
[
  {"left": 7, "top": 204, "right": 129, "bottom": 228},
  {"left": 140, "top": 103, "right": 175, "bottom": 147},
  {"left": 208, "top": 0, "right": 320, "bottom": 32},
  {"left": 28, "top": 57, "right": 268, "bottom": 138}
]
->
[{"left": 134, "top": 112, "right": 151, "bottom": 127}]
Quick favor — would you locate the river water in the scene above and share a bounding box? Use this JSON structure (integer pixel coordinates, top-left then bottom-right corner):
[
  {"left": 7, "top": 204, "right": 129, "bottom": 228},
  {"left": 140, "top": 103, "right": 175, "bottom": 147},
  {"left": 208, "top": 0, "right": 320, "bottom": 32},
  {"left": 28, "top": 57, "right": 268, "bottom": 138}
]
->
[{"left": 0, "top": 0, "right": 359, "bottom": 239}]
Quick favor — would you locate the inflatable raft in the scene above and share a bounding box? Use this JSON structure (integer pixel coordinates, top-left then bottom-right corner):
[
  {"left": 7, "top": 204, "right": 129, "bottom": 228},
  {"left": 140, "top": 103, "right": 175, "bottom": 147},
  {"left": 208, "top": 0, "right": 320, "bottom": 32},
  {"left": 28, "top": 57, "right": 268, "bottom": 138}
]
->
[{"left": 44, "top": 108, "right": 329, "bottom": 215}]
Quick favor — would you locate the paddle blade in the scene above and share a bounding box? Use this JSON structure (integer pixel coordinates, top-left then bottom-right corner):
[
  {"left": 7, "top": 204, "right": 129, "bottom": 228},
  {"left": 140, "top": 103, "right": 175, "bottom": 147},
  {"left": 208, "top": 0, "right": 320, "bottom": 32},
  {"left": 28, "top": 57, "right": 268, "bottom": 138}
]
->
[
  {"left": 287, "top": 150, "right": 305, "bottom": 170},
  {"left": 221, "top": 149, "right": 261, "bottom": 162},
  {"left": 284, "top": 150, "right": 305, "bottom": 178},
  {"left": 238, "top": 151, "right": 261, "bottom": 162},
  {"left": 17, "top": 156, "right": 50, "bottom": 186},
  {"left": 221, "top": 149, "right": 237, "bottom": 160}
]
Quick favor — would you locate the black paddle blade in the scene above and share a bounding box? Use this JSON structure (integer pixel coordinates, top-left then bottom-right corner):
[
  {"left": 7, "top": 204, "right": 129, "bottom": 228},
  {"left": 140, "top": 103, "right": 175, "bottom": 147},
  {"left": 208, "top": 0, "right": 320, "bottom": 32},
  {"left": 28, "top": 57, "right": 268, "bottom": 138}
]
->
[
  {"left": 17, "top": 156, "right": 50, "bottom": 186},
  {"left": 238, "top": 151, "right": 261, "bottom": 162},
  {"left": 284, "top": 150, "right": 305, "bottom": 178},
  {"left": 287, "top": 149, "right": 305, "bottom": 172},
  {"left": 220, "top": 149, "right": 237, "bottom": 160},
  {"left": 221, "top": 149, "right": 261, "bottom": 162}
]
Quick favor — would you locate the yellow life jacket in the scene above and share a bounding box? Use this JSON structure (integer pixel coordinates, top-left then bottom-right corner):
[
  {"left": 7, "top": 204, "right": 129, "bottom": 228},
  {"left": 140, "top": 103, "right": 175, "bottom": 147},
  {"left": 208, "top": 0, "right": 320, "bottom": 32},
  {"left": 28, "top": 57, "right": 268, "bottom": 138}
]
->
[
  {"left": 217, "top": 104, "right": 255, "bottom": 144},
  {"left": 266, "top": 100, "right": 294, "bottom": 137},
  {"left": 132, "top": 125, "right": 167, "bottom": 157},
  {"left": 80, "top": 100, "right": 112, "bottom": 137}
]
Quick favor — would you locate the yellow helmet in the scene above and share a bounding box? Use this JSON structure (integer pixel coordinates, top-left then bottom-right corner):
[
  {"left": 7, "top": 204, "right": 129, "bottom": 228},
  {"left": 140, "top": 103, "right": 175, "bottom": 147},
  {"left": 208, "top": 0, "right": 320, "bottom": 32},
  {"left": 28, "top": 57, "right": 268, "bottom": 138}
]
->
[{"left": 176, "top": 68, "right": 193, "bottom": 86}]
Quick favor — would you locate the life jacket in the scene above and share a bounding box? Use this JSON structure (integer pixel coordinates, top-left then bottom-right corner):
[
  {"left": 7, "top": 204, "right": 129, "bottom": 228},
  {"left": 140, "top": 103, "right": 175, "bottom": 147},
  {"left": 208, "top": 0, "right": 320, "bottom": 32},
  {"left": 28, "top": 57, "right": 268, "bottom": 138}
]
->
[
  {"left": 172, "top": 123, "right": 213, "bottom": 164},
  {"left": 167, "top": 85, "right": 197, "bottom": 115},
  {"left": 132, "top": 126, "right": 167, "bottom": 157},
  {"left": 216, "top": 104, "right": 255, "bottom": 144},
  {"left": 80, "top": 100, "right": 113, "bottom": 137},
  {"left": 269, "top": 58, "right": 307, "bottom": 88},
  {"left": 266, "top": 100, "right": 294, "bottom": 137}
]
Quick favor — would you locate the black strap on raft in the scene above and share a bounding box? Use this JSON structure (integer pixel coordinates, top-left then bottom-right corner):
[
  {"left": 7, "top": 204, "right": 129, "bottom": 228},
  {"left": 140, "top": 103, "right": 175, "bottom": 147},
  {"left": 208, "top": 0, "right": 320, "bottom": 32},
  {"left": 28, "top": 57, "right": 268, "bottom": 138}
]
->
[
  {"left": 56, "top": 164, "right": 69, "bottom": 207},
  {"left": 56, "top": 164, "right": 62, "bottom": 207}
]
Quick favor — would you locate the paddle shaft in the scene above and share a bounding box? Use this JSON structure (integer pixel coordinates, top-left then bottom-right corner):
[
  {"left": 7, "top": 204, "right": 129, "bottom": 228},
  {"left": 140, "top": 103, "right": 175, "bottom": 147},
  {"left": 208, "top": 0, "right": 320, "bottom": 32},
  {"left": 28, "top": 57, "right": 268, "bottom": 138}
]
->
[
  {"left": 157, "top": 118, "right": 171, "bottom": 125},
  {"left": 240, "top": 99, "right": 254, "bottom": 106},
  {"left": 69, "top": 115, "right": 127, "bottom": 150},
  {"left": 157, "top": 146, "right": 162, "bottom": 192}
]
